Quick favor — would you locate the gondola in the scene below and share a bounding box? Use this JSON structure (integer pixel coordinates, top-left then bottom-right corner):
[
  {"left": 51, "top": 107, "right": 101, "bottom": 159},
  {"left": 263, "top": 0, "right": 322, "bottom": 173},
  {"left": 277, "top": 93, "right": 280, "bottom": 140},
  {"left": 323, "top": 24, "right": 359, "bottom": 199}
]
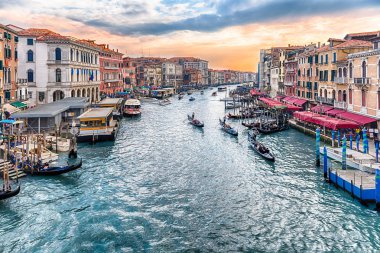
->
[
  {"left": 242, "top": 122, "right": 260, "bottom": 129},
  {"left": 248, "top": 132, "right": 275, "bottom": 162},
  {"left": 23, "top": 158, "right": 82, "bottom": 176},
  {"left": 0, "top": 185, "right": 20, "bottom": 200},
  {"left": 219, "top": 119, "right": 238, "bottom": 136},
  {"left": 257, "top": 125, "right": 289, "bottom": 134},
  {"left": 189, "top": 97, "right": 195, "bottom": 101},
  {"left": 200, "top": 91, "right": 204, "bottom": 95},
  {"left": 187, "top": 115, "right": 204, "bottom": 127},
  {"left": 211, "top": 92, "right": 217, "bottom": 96},
  {"left": 178, "top": 94, "right": 184, "bottom": 100}
]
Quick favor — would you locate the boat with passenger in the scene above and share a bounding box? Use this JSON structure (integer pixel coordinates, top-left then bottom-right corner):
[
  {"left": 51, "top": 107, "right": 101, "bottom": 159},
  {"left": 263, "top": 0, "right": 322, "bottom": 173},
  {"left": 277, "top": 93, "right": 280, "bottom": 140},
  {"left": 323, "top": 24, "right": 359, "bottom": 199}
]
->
[
  {"left": 159, "top": 99, "right": 172, "bottom": 106},
  {"left": 77, "top": 108, "right": 119, "bottom": 143},
  {"left": 248, "top": 132, "right": 275, "bottom": 162},
  {"left": 219, "top": 118, "right": 238, "bottom": 136},
  {"left": 123, "top": 99, "right": 141, "bottom": 117},
  {"left": 187, "top": 115, "right": 204, "bottom": 128}
]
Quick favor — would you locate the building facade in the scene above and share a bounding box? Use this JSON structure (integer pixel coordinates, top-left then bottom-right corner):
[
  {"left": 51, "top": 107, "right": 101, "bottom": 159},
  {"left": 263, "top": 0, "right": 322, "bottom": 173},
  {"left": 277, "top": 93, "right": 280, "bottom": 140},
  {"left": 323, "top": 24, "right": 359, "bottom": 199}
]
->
[
  {"left": 0, "top": 24, "right": 19, "bottom": 104},
  {"left": 98, "top": 44, "right": 123, "bottom": 95},
  {"left": 18, "top": 28, "right": 101, "bottom": 105},
  {"left": 162, "top": 62, "right": 183, "bottom": 88}
]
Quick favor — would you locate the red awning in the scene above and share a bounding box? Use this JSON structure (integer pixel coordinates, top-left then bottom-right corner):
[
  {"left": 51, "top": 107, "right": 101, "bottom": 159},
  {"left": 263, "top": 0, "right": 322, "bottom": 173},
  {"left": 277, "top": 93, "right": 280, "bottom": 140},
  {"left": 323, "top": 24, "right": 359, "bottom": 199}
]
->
[
  {"left": 311, "top": 105, "right": 334, "bottom": 113},
  {"left": 293, "top": 111, "right": 359, "bottom": 130},
  {"left": 338, "top": 112, "right": 377, "bottom": 125},
  {"left": 250, "top": 89, "right": 264, "bottom": 96},
  {"left": 326, "top": 109, "right": 345, "bottom": 116},
  {"left": 293, "top": 98, "right": 308, "bottom": 106}
]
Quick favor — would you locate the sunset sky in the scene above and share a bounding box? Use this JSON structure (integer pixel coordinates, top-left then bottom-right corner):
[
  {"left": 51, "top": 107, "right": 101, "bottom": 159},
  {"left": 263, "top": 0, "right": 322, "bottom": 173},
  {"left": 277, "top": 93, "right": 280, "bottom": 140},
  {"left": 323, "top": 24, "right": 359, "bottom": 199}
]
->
[{"left": 1, "top": 0, "right": 380, "bottom": 71}]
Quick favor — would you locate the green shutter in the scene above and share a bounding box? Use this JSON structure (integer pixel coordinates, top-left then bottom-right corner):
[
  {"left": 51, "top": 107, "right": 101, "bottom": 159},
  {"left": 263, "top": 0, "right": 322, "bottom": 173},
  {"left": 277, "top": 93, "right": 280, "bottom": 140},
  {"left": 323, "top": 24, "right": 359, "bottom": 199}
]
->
[
  {"left": 0, "top": 60, "right": 3, "bottom": 70},
  {"left": 14, "top": 36, "right": 18, "bottom": 42}
]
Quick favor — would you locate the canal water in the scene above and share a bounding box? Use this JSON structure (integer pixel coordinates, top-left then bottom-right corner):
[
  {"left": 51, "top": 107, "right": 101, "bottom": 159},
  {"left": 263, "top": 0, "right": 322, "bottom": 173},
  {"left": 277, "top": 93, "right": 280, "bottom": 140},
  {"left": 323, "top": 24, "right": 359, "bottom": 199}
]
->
[{"left": 1, "top": 88, "right": 380, "bottom": 252}]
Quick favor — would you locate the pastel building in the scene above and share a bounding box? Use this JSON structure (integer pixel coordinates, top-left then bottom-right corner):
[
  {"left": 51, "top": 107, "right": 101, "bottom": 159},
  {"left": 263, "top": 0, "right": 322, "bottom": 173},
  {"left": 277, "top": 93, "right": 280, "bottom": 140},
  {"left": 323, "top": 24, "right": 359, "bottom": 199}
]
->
[
  {"left": 162, "top": 62, "right": 183, "bottom": 88},
  {"left": 0, "top": 24, "right": 19, "bottom": 104},
  {"left": 347, "top": 35, "right": 380, "bottom": 126},
  {"left": 18, "top": 28, "right": 101, "bottom": 104},
  {"left": 97, "top": 44, "right": 123, "bottom": 95}
]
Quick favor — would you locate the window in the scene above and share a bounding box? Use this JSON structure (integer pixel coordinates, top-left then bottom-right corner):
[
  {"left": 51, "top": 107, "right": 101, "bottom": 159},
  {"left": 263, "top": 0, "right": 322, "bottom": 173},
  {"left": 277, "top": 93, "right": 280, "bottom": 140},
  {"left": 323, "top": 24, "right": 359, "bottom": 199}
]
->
[
  {"left": 331, "top": 70, "right": 336, "bottom": 81},
  {"left": 378, "top": 60, "right": 380, "bottom": 78},
  {"left": 349, "top": 63, "right": 353, "bottom": 78},
  {"left": 27, "top": 69, "right": 34, "bottom": 82},
  {"left": 27, "top": 38, "right": 33, "bottom": 45},
  {"left": 320, "top": 55, "right": 323, "bottom": 64},
  {"left": 56, "top": 68, "right": 62, "bottom": 82},
  {"left": 315, "top": 55, "right": 318, "bottom": 64},
  {"left": 27, "top": 50, "right": 33, "bottom": 62},
  {"left": 362, "top": 61, "right": 367, "bottom": 78},
  {"left": 325, "top": 54, "right": 328, "bottom": 64},
  {"left": 375, "top": 42, "right": 379, "bottom": 50},
  {"left": 55, "top": 48, "right": 62, "bottom": 61},
  {"left": 70, "top": 49, "right": 73, "bottom": 61},
  {"left": 333, "top": 52, "right": 337, "bottom": 63}
]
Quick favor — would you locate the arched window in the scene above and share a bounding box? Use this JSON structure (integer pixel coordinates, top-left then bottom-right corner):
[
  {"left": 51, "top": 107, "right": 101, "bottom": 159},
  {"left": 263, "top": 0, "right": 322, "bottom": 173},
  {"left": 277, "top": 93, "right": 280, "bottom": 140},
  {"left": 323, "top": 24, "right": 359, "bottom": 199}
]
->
[
  {"left": 76, "top": 50, "right": 79, "bottom": 62},
  {"left": 56, "top": 68, "right": 62, "bottom": 82},
  {"left": 324, "top": 89, "right": 327, "bottom": 98},
  {"left": 55, "top": 48, "right": 62, "bottom": 61},
  {"left": 343, "top": 67, "right": 347, "bottom": 77},
  {"left": 70, "top": 49, "right": 73, "bottom": 61},
  {"left": 362, "top": 61, "right": 367, "bottom": 78},
  {"left": 338, "top": 90, "right": 342, "bottom": 102},
  {"left": 343, "top": 90, "right": 347, "bottom": 102},
  {"left": 349, "top": 63, "right": 353, "bottom": 78},
  {"left": 332, "top": 90, "right": 336, "bottom": 100},
  {"left": 27, "top": 50, "right": 33, "bottom": 62},
  {"left": 71, "top": 90, "right": 75, "bottom": 97},
  {"left": 338, "top": 68, "right": 342, "bottom": 78},
  {"left": 27, "top": 69, "right": 34, "bottom": 82}
]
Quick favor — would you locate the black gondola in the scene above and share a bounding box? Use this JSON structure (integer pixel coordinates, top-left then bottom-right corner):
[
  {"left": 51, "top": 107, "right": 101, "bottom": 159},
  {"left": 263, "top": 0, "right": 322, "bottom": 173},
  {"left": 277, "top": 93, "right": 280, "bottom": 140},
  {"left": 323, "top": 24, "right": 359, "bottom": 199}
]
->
[
  {"left": 248, "top": 132, "right": 275, "bottom": 162},
  {"left": 0, "top": 185, "right": 20, "bottom": 200},
  {"left": 24, "top": 159, "right": 82, "bottom": 176},
  {"left": 187, "top": 115, "right": 204, "bottom": 127},
  {"left": 219, "top": 119, "right": 238, "bottom": 136},
  {"left": 257, "top": 125, "right": 289, "bottom": 134}
]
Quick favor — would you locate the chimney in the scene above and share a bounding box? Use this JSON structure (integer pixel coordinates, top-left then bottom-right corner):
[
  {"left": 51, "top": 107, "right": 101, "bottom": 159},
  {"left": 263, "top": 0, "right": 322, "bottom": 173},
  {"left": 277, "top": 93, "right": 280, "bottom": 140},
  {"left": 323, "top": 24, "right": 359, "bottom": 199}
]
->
[
  {"left": 288, "top": 44, "right": 290, "bottom": 47},
  {"left": 318, "top": 42, "right": 321, "bottom": 48},
  {"left": 107, "top": 44, "right": 109, "bottom": 49}
]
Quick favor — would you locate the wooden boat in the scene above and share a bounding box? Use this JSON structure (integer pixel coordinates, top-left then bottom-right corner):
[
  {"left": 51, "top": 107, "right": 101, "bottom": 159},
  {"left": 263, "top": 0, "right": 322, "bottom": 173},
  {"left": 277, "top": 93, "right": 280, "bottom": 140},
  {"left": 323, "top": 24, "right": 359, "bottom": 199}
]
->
[
  {"left": 242, "top": 122, "right": 260, "bottom": 129},
  {"left": 219, "top": 119, "right": 238, "bottom": 136},
  {"left": 189, "top": 97, "right": 195, "bottom": 101},
  {"left": 23, "top": 159, "right": 82, "bottom": 176},
  {"left": 226, "top": 102, "right": 241, "bottom": 109},
  {"left": 187, "top": 90, "right": 193, "bottom": 95},
  {"left": 77, "top": 108, "right": 119, "bottom": 143},
  {"left": 257, "top": 124, "right": 289, "bottom": 134},
  {"left": 123, "top": 99, "right": 141, "bottom": 117},
  {"left": 211, "top": 92, "right": 217, "bottom": 96},
  {"left": 0, "top": 185, "right": 20, "bottom": 200},
  {"left": 187, "top": 115, "right": 204, "bottom": 127},
  {"left": 227, "top": 113, "right": 255, "bottom": 119},
  {"left": 218, "top": 87, "right": 227, "bottom": 92},
  {"left": 248, "top": 132, "right": 275, "bottom": 162},
  {"left": 178, "top": 94, "right": 184, "bottom": 100},
  {"left": 159, "top": 99, "right": 171, "bottom": 106}
]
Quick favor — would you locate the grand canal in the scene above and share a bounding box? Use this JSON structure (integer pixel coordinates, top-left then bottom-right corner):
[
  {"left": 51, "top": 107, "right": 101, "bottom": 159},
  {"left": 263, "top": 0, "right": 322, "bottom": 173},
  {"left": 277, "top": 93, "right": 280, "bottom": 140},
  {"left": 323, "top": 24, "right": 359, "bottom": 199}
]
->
[{"left": 1, "top": 88, "right": 380, "bottom": 252}]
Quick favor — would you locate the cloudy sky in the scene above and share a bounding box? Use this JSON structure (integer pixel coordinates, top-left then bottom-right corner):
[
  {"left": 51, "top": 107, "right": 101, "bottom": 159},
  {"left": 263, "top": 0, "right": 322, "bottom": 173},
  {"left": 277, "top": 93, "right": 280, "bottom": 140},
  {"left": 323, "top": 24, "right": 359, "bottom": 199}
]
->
[{"left": 1, "top": 0, "right": 380, "bottom": 71}]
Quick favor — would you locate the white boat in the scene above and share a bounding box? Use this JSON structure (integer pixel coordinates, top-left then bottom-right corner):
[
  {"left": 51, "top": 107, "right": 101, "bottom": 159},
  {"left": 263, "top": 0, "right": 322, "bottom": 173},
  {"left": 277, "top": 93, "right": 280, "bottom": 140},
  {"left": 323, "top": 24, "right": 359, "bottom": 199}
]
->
[
  {"left": 46, "top": 136, "right": 70, "bottom": 152},
  {"left": 124, "top": 99, "right": 141, "bottom": 117},
  {"left": 226, "top": 102, "right": 241, "bottom": 109},
  {"left": 159, "top": 99, "right": 171, "bottom": 106}
]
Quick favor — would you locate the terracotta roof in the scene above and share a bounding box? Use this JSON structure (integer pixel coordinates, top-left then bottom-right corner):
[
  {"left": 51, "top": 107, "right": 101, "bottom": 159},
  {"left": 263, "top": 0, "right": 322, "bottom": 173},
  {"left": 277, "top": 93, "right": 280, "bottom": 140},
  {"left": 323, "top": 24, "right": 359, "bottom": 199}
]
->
[
  {"left": 317, "top": 45, "right": 330, "bottom": 53},
  {"left": 333, "top": 39, "right": 372, "bottom": 49},
  {"left": 18, "top": 28, "right": 58, "bottom": 37},
  {"left": 328, "top": 38, "right": 346, "bottom": 42},
  {"left": 345, "top": 31, "right": 380, "bottom": 38}
]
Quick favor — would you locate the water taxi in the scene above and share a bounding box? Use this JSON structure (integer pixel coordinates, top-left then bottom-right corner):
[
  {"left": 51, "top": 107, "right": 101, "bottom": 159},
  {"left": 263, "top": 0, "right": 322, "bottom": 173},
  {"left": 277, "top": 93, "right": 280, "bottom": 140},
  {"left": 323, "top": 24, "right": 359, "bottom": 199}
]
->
[
  {"left": 97, "top": 98, "right": 124, "bottom": 120},
  {"left": 77, "top": 108, "right": 119, "bottom": 143},
  {"left": 124, "top": 99, "right": 141, "bottom": 117}
]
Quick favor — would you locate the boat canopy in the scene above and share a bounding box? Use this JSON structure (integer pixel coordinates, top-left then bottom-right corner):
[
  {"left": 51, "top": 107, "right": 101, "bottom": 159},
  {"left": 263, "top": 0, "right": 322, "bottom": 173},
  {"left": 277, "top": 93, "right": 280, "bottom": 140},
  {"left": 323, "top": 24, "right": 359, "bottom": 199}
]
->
[
  {"left": 77, "top": 108, "right": 113, "bottom": 120},
  {"left": 125, "top": 99, "right": 141, "bottom": 106},
  {"left": 98, "top": 98, "right": 123, "bottom": 106},
  {"left": 294, "top": 111, "right": 359, "bottom": 130}
]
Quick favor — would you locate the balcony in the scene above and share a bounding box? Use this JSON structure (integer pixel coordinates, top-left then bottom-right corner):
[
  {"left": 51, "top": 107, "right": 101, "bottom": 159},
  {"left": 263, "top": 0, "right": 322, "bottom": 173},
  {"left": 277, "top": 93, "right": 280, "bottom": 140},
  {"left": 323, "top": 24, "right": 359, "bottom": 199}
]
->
[
  {"left": 284, "top": 81, "right": 295, "bottom": 87},
  {"left": 334, "top": 101, "right": 347, "bottom": 109},
  {"left": 354, "top": 77, "right": 371, "bottom": 86},
  {"left": 286, "top": 68, "right": 295, "bottom": 73},
  {"left": 336, "top": 77, "right": 348, "bottom": 84},
  {"left": 104, "top": 79, "right": 121, "bottom": 83},
  {"left": 3, "top": 83, "right": 12, "bottom": 90},
  {"left": 104, "top": 66, "right": 119, "bottom": 70},
  {"left": 316, "top": 96, "right": 335, "bottom": 105}
]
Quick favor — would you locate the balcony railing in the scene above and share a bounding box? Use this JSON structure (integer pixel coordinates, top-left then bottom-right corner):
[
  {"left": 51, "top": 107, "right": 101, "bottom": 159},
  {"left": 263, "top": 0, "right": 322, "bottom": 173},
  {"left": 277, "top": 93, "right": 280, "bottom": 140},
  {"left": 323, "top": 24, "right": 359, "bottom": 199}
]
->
[
  {"left": 316, "top": 96, "right": 335, "bottom": 105},
  {"left": 336, "top": 77, "right": 348, "bottom": 84},
  {"left": 334, "top": 101, "right": 347, "bottom": 109},
  {"left": 354, "top": 77, "right": 371, "bottom": 85},
  {"left": 3, "top": 83, "right": 12, "bottom": 90}
]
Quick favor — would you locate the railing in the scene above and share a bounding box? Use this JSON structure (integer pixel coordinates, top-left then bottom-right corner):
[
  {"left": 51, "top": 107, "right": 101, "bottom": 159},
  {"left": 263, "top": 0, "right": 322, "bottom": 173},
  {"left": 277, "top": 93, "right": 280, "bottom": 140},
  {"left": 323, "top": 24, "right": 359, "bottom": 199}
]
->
[
  {"left": 354, "top": 77, "right": 371, "bottom": 85},
  {"left": 286, "top": 68, "right": 295, "bottom": 72},
  {"left": 336, "top": 77, "right": 348, "bottom": 84},
  {"left": 334, "top": 101, "right": 347, "bottom": 109},
  {"left": 284, "top": 81, "right": 295, "bottom": 87},
  {"left": 104, "top": 66, "right": 119, "bottom": 70},
  {"left": 104, "top": 79, "right": 121, "bottom": 83},
  {"left": 316, "top": 96, "right": 335, "bottom": 105}
]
